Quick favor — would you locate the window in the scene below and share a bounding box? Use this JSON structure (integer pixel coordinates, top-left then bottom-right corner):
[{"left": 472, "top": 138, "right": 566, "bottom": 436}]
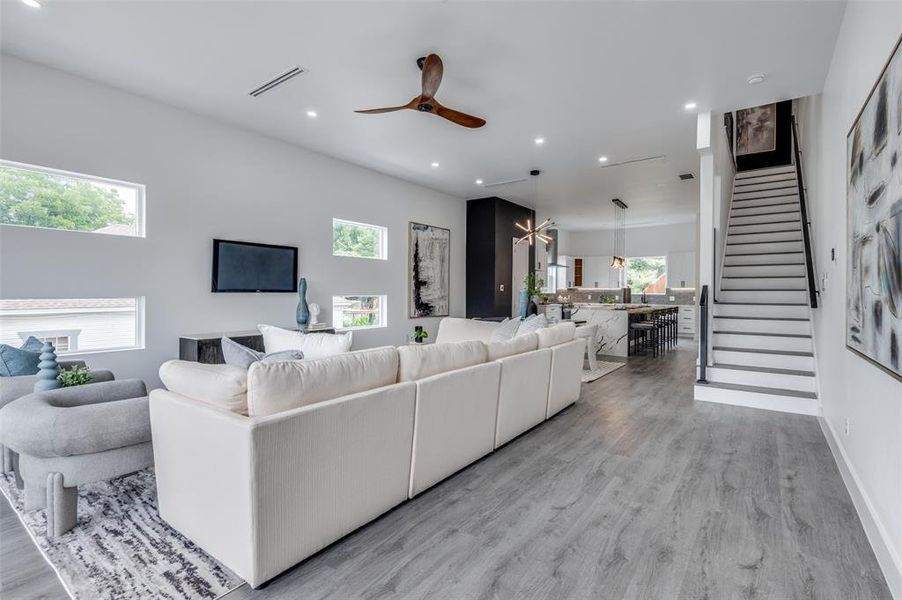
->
[
  {"left": 332, "top": 218, "right": 387, "bottom": 260},
  {"left": 332, "top": 295, "right": 387, "bottom": 330},
  {"left": 0, "top": 160, "right": 145, "bottom": 237},
  {"left": 0, "top": 298, "right": 144, "bottom": 354},
  {"left": 626, "top": 257, "right": 667, "bottom": 294}
]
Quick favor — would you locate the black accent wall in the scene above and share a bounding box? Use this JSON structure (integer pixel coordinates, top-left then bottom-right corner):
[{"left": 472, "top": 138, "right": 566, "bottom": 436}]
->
[
  {"left": 736, "top": 100, "right": 793, "bottom": 172},
  {"left": 466, "top": 197, "right": 536, "bottom": 318}
]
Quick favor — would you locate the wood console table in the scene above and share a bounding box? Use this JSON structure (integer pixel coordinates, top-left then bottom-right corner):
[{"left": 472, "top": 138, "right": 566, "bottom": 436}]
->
[{"left": 179, "top": 328, "right": 336, "bottom": 364}]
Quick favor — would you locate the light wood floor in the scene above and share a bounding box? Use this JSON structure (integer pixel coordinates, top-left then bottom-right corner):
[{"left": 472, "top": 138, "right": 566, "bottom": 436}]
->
[{"left": 1, "top": 340, "right": 890, "bottom": 599}]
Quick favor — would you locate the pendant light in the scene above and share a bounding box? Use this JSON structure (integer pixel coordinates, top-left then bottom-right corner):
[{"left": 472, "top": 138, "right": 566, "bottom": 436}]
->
[
  {"left": 515, "top": 170, "right": 555, "bottom": 245},
  {"left": 610, "top": 198, "right": 628, "bottom": 269}
]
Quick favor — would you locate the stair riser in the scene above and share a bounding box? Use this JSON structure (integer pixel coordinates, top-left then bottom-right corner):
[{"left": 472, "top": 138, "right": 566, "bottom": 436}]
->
[
  {"left": 712, "top": 317, "right": 810, "bottom": 335},
  {"left": 703, "top": 367, "right": 817, "bottom": 393},
  {"left": 734, "top": 188, "right": 800, "bottom": 201},
  {"left": 721, "top": 277, "right": 807, "bottom": 290},
  {"left": 722, "top": 264, "right": 806, "bottom": 277},
  {"left": 731, "top": 195, "right": 799, "bottom": 209},
  {"left": 719, "top": 289, "right": 808, "bottom": 303},
  {"left": 712, "top": 349, "right": 815, "bottom": 371},
  {"left": 734, "top": 180, "right": 798, "bottom": 193},
  {"left": 694, "top": 384, "right": 818, "bottom": 416},
  {"left": 723, "top": 252, "right": 804, "bottom": 266},
  {"left": 713, "top": 303, "right": 810, "bottom": 318},
  {"left": 726, "top": 241, "right": 805, "bottom": 255},
  {"left": 734, "top": 173, "right": 797, "bottom": 185},
  {"left": 735, "top": 165, "right": 796, "bottom": 179},
  {"left": 730, "top": 212, "right": 802, "bottom": 226},
  {"left": 731, "top": 203, "right": 801, "bottom": 217},
  {"left": 729, "top": 221, "right": 802, "bottom": 234},
  {"left": 727, "top": 231, "right": 802, "bottom": 244},
  {"left": 713, "top": 333, "right": 812, "bottom": 352}
]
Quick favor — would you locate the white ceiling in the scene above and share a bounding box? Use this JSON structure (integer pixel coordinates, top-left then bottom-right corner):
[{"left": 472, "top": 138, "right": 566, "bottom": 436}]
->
[{"left": 0, "top": 0, "right": 845, "bottom": 230}]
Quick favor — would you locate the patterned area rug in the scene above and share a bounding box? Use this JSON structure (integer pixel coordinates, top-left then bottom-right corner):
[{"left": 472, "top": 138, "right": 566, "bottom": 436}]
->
[
  {"left": 581, "top": 360, "right": 626, "bottom": 383},
  {"left": 0, "top": 469, "right": 244, "bottom": 600}
]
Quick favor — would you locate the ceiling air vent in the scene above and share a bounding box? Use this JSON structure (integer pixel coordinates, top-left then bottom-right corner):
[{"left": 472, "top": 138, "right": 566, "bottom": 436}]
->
[
  {"left": 249, "top": 66, "right": 306, "bottom": 97},
  {"left": 679, "top": 173, "right": 695, "bottom": 181}
]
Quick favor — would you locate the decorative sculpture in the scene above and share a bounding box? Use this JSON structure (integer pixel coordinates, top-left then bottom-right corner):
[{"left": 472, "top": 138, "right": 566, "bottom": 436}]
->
[
  {"left": 34, "top": 341, "right": 61, "bottom": 392},
  {"left": 296, "top": 277, "right": 309, "bottom": 328},
  {"left": 308, "top": 302, "right": 321, "bottom": 326}
]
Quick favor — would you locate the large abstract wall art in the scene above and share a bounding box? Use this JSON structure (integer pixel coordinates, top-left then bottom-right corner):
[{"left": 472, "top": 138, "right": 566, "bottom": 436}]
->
[
  {"left": 847, "top": 35, "right": 902, "bottom": 381},
  {"left": 408, "top": 222, "right": 450, "bottom": 318},
  {"left": 736, "top": 103, "right": 777, "bottom": 155}
]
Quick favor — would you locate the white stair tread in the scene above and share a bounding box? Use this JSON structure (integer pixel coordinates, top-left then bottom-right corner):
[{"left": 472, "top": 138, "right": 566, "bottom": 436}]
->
[
  {"left": 713, "top": 345, "right": 813, "bottom": 357},
  {"left": 713, "top": 330, "right": 811, "bottom": 338},
  {"left": 696, "top": 381, "right": 817, "bottom": 400},
  {"left": 715, "top": 302, "right": 808, "bottom": 306},
  {"left": 713, "top": 315, "right": 809, "bottom": 321},
  {"left": 713, "top": 363, "right": 815, "bottom": 377}
]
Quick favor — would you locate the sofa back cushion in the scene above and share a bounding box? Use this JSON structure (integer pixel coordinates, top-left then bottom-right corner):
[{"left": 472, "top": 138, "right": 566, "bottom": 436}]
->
[
  {"left": 247, "top": 346, "right": 399, "bottom": 417},
  {"left": 516, "top": 314, "right": 548, "bottom": 337},
  {"left": 537, "top": 322, "right": 577, "bottom": 348},
  {"left": 258, "top": 324, "right": 352, "bottom": 359},
  {"left": 486, "top": 332, "right": 538, "bottom": 361},
  {"left": 435, "top": 318, "right": 498, "bottom": 344},
  {"left": 398, "top": 340, "right": 487, "bottom": 382},
  {"left": 159, "top": 360, "right": 249, "bottom": 415}
]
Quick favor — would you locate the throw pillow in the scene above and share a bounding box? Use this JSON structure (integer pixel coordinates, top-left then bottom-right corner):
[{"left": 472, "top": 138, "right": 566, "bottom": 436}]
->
[
  {"left": 221, "top": 337, "right": 303, "bottom": 369},
  {"left": 516, "top": 314, "right": 548, "bottom": 337},
  {"left": 490, "top": 317, "right": 521, "bottom": 342},
  {"left": 257, "top": 324, "right": 353, "bottom": 359},
  {"left": 0, "top": 336, "right": 44, "bottom": 377}
]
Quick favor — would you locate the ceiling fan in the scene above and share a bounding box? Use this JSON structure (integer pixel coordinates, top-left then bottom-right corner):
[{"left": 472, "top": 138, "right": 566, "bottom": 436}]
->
[{"left": 355, "top": 54, "right": 486, "bottom": 129}]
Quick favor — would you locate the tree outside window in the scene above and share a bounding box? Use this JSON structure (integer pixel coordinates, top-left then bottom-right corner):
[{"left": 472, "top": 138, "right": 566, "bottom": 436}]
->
[{"left": 626, "top": 257, "right": 667, "bottom": 294}]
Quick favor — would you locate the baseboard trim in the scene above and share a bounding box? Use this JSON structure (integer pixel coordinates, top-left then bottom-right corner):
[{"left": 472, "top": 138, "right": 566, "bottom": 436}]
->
[{"left": 819, "top": 416, "right": 902, "bottom": 598}]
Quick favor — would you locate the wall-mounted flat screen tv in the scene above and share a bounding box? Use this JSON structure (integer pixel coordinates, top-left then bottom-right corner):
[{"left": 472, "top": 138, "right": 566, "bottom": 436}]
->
[{"left": 212, "top": 239, "right": 298, "bottom": 293}]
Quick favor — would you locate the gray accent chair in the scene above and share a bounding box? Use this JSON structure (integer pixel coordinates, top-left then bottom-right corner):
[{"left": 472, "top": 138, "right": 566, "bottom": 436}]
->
[
  {"left": 0, "top": 362, "right": 114, "bottom": 474},
  {"left": 0, "top": 379, "right": 152, "bottom": 536}
]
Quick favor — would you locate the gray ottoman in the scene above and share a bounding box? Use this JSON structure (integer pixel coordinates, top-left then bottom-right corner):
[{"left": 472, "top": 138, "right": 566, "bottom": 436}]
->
[{"left": 0, "top": 380, "right": 153, "bottom": 536}]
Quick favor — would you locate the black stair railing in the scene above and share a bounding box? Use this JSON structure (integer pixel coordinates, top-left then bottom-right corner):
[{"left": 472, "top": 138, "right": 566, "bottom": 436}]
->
[
  {"left": 697, "top": 284, "right": 709, "bottom": 384},
  {"left": 791, "top": 115, "right": 819, "bottom": 309}
]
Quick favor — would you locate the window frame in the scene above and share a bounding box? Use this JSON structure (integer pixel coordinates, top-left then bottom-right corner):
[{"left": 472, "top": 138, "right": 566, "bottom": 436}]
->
[
  {"left": 331, "top": 294, "right": 388, "bottom": 331},
  {"left": 0, "top": 297, "right": 146, "bottom": 356},
  {"left": 0, "top": 159, "right": 146, "bottom": 238},
  {"left": 331, "top": 218, "right": 388, "bottom": 261}
]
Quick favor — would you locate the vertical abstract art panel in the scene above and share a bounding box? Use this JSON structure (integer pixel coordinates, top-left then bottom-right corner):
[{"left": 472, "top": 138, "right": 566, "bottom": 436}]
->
[
  {"left": 736, "top": 103, "right": 777, "bottom": 155},
  {"left": 847, "top": 36, "right": 902, "bottom": 381},
  {"left": 409, "top": 222, "right": 450, "bottom": 318}
]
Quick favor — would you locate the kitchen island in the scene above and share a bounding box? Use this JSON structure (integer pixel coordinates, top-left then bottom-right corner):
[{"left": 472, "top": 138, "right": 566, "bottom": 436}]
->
[{"left": 570, "top": 304, "right": 675, "bottom": 358}]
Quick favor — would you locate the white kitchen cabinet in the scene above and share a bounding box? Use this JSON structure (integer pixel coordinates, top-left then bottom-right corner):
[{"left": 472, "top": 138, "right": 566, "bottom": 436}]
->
[{"left": 678, "top": 305, "right": 696, "bottom": 338}]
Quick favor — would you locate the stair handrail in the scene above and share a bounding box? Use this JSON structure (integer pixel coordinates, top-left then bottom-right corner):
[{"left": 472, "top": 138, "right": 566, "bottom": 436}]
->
[
  {"left": 791, "top": 115, "right": 819, "bottom": 309},
  {"left": 697, "top": 284, "right": 709, "bottom": 383}
]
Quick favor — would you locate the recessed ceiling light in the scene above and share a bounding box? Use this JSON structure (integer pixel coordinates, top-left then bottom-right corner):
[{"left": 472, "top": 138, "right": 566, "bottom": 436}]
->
[
  {"left": 534, "top": 137, "right": 545, "bottom": 145},
  {"left": 598, "top": 156, "right": 608, "bottom": 163},
  {"left": 21, "top": 0, "right": 41, "bottom": 7},
  {"left": 306, "top": 110, "right": 317, "bottom": 118},
  {"left": 475, "top": 179, "right": 483, "bottom": 185},
  {"left": 747, "top": 73, "right": 767, "bottom": 85},
  {"left": 431, "top": 162, "right": 439, "bottom": 168},
  {"left": 684, "top": 102, "right": 697, "bottom": 110}
]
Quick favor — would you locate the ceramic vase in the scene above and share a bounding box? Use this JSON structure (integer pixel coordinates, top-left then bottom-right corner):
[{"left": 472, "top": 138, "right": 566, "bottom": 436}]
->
[
  {"left": 296, "top": 277, "right": 310, "bottom": 329},
  {"left": 518, "top": 288, "right": 529, "bottom": 319},
  {"left": 34, "top": 342, "right": 61, "bottom": 392}
]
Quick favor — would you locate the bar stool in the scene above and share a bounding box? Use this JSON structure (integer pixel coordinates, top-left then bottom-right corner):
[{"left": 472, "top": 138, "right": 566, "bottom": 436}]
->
[{"left": 630, "top": 320, "right": 658, "bottom": 357}]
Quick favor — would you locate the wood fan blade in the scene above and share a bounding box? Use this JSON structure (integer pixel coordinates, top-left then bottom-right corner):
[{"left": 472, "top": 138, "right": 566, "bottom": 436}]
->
[
  {"left": 432, "top": 100, "right": 486, "bottom": 128},
  {"left": 355, "top": 98, "right": 418, "bottom": 114},
  {"left": 421, "top": 54, "right": 443, "bottom": 100}
]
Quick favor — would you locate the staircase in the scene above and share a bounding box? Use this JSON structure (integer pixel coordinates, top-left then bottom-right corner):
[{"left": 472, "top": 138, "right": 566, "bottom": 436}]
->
[{"left": 694, "top": 164, "right": 819, "bottom": 415}]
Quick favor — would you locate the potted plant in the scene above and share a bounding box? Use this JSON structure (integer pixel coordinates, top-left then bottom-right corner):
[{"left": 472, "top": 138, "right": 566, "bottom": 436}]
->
[
  {"left": 523, "top": 272, "right": 546, "bottom": 316},
  {"left": 413, "top": 326, "right": 429, "bottom": 343},
  {"left": 57, "top": 365, "right": 93, "bottom": 388}
]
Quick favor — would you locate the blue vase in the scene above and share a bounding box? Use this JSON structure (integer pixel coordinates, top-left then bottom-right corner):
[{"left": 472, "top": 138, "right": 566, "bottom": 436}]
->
[
  {"left": 518, "top": 288, "right": 529, "bottom": 319},
  {"left": 296, "top": 277, "right": 309, "bottom": 328},
  {"left": 34, "top": 342, "right": 60, "bottom": 392}
]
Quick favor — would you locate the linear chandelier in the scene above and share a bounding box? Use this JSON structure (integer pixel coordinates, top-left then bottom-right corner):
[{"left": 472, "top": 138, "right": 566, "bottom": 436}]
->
[
  {"left": 610, "top": 198, "right": 628, "bottom": 269},
  {"left": 515, "top": 217, "right": 554, "bottom": 245}
]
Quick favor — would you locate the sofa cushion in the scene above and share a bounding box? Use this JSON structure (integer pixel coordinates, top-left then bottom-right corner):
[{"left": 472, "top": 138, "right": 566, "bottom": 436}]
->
[
  {"left": 258, "top": 325, "right": 352, "bottom": 359},
  {"left": 435, "top": 318, "right": 498, "bottom": 344},
  {"left": 159, "top": 360, "right": 248, "bottom": 415},
  {"left": 489, "top": 317, "right": 521, "bottom": 342},
  {"left": 516, "top": 314, "right": 547, "bottom": 337},
  {"left": 536, "top": 322, "right": 577, "bottom": 348},
  {"left": 246, "top": 346, "right": 399, "bottom": 417},
  {"left": 0, "top": 336, "right": 43, "bottom": 377},
  {"left": 397, "top": 340, "right": 487, "bottom": 382},
  {"left": 486, "top": 332, "right": 538, "bottom": 361},
  {"left": 221, "top": 337, "right": 303, "bottom": 369}
]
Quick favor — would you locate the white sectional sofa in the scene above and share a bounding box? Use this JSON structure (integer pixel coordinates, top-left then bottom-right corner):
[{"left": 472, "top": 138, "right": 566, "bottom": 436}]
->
[{"left": 149, "top": 317, "right": 583, "bottom": 588}]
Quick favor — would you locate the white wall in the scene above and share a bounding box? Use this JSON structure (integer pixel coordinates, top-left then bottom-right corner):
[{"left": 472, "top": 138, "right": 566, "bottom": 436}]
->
[
  {"left": 559, "top": 222, "right": 697, "bottom": 258},
  {"left": 0, "top": 56, "right": 466, "bottom": 386},
  {"left": 799, "top": 3, "right": 902, "bottom": 595}
]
